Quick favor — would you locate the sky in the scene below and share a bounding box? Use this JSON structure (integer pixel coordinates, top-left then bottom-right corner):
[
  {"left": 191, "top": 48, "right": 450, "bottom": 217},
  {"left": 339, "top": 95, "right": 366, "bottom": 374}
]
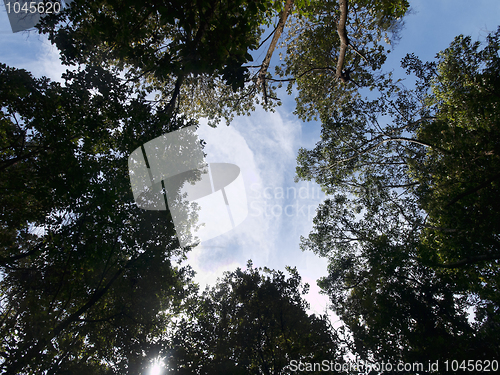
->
[{"left": 1, "top": 0, "right": 500, "bottom": 321}]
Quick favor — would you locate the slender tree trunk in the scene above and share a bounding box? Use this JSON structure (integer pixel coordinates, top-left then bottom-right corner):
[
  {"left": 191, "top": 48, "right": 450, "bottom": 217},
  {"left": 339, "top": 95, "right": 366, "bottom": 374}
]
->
[
  {"left": 335, "top": 0, "right": 349, "bottom": 82},
  {"left": 257, "top": 0, "right": 294, "bottom": 88}
]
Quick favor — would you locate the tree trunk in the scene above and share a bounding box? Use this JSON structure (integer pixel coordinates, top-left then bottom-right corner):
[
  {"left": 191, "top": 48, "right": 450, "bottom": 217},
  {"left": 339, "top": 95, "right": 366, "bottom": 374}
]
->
[
  {"left": 335, "top": 0, "right": 349, "bottom": 82},
  {"left": 257, "top": 0, "right": 294, "bottom": 88}
]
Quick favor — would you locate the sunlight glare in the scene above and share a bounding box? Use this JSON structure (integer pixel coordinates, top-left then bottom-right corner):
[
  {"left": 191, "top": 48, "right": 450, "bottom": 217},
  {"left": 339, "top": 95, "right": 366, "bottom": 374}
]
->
[{"left": 149, "top": 360, "right": 164, "bottom": 375}]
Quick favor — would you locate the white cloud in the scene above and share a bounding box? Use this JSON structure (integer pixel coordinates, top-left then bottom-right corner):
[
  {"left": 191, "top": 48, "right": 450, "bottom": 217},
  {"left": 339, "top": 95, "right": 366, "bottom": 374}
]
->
[
  {"left": 34, "top": 40, "right": 68, "bottom": 82},
  {"left": 0, "top": 29, "right": 68, "bottom": 82},
  {"left": 185, "top": 107, "right": 330, "bottom": 317},
  {"left": 193, "top": 108, "right": 305, "bottom": 262}
]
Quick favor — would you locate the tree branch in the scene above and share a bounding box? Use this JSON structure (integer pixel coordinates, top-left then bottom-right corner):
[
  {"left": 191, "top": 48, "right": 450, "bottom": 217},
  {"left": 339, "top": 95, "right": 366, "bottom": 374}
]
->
[
  {"left": 348, "top": 43, "right": 369, "bottom": 64},
  {"left": 5, "top": 253, "right": 141, "bottom": 374},
  {"left": 387, "top": 137, "right": 450, "bottom": 154},
  {"left": 266, "top": 66, "right": 337, "bottom": 82},
  {"left": 430, "top": 254, "right": 500, "bottom": 268},
  {"left": 445, "top": 172, "right": 500, "bottom": 208},
  {"left": 321, "top": 135, "right": 449, "bottom": 170}
]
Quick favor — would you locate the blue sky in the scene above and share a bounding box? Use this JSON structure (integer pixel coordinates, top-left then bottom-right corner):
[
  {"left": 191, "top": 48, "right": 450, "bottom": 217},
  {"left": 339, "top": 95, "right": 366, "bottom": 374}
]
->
[{"left": 1, "top": 0, "right": 499, "bottom": 318}]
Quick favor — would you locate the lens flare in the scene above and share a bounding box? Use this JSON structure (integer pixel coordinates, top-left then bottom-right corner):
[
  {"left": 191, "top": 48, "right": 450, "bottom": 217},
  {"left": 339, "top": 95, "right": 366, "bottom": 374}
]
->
[{"left": 149, "top": 359, "right": 164, "bottom": 375}]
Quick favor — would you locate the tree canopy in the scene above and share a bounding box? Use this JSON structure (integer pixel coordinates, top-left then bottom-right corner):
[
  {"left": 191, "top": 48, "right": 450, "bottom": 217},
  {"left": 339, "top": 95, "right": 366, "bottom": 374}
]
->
[
  {"left": 277, "top": 0, "right": 408, "bottom": 121},
  {"left": 0, "top": 62, "right": 198, "bottom": 374},
  {"left": 298, "top": 28, "right": 500, "bottom": 367},
  {"left": 2, "top": 0, "right": 499, "bottom": 373},
  {"left": 37, "top": 0, "right": 410, "bottom": 125},
  {"left": 165, "top": 262, "right": 343, "bottom": 374}
]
